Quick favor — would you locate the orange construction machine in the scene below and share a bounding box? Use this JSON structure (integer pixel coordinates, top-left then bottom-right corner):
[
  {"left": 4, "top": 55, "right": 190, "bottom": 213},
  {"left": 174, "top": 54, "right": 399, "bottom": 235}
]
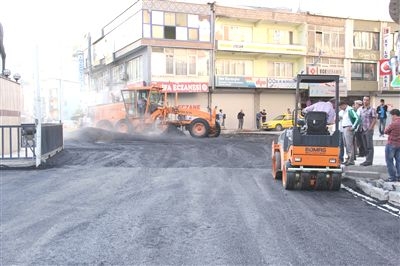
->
[
  {"left": 88, "top": 85, "right": 220, "bottom": 138},
  {"left": 271, "top": 74, "right": 342, "bottom": 190}
]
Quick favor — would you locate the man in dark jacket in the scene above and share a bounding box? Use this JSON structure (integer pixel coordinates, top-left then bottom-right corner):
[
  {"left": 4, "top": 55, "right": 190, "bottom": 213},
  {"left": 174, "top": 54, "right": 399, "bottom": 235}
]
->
[
  {"left": 376, "top": 99, "right": 388, "bottom": 137},
  {"left": 237, "top": 109, "right": 245, "bottom": 130}
]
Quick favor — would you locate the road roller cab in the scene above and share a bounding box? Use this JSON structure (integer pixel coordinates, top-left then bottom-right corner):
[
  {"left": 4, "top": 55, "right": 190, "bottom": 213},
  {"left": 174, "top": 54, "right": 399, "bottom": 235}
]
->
[{"left": 271, "top": 74, "right": 342, "bottom": 190}]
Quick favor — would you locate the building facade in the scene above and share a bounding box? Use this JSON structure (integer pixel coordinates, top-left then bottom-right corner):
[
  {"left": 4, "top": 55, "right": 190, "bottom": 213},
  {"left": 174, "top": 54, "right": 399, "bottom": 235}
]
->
[{"left": 81, "top": 0, "right": 400, "bottom": 130}]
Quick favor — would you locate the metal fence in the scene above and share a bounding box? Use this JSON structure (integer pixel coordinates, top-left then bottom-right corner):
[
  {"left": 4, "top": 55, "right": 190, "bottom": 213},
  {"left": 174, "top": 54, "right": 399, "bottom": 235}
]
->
[{"left": 0, "top": 123, "right": 63, "bottom": 167}]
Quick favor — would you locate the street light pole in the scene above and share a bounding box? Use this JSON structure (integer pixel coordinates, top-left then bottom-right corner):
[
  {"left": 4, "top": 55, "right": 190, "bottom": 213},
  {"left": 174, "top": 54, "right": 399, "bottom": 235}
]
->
[
  {"left": 34, "top": 45, "right": 42, "bottom": 167},
  {"left": 208, "top": 2, "right": 216, "bottom": 114}
]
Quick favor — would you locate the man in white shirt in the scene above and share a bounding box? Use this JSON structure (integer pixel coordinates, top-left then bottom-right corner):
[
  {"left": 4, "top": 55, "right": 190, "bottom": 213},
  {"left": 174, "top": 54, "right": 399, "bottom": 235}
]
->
[{"left": 339, "top": 101, "right": 361, "bottom": 166}]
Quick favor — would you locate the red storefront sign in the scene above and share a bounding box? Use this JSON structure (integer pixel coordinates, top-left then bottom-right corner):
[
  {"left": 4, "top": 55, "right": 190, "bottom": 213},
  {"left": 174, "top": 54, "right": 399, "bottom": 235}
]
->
[
  {"left": 151, "top": 82, "right": 209, "bottom": 93},
  {"left": 379, "top": 59, "right": 391, "bottom": 76}
]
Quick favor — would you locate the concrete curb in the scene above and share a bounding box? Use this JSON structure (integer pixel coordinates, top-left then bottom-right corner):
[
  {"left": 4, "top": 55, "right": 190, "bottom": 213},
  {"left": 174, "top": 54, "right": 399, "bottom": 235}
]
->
[{"left": 343, "top": 173, "right": 400, "bottom": 207}]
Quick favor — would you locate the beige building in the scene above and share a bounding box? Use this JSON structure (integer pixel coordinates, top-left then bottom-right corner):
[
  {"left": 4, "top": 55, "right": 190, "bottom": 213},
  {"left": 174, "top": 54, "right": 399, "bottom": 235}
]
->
[{"left": 82, "top": 0, "right": 400, "bottom": 130}]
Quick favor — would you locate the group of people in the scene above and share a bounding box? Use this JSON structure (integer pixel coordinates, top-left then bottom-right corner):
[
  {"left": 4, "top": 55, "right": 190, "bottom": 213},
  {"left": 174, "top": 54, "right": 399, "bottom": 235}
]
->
[
  {"left": 303, "top": 96, "right": 400, "bottom": 182},
  {"left": 255, "top": 109, "right": 267, "bottom": 130},
  {"left": 236, "top": 109, "right": 267, "bottom": 130}
]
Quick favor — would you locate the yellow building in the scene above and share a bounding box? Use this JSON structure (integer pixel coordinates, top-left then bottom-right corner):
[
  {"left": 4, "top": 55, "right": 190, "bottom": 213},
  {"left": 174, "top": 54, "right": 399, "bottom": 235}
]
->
[{"left": 83, "top": 0, "right": 400, "bottom": 130}]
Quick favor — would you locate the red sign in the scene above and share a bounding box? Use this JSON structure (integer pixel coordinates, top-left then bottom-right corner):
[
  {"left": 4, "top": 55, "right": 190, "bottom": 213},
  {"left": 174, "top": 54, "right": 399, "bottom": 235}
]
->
[
  {"left": 379, "top": 59, "right": 391, "bottom": 76},
  {"left": 150, "top": 82, "right": 209, "bottom": 93},
  {"left": 307, "top": 66, "right": 317, "bottom": 75}
]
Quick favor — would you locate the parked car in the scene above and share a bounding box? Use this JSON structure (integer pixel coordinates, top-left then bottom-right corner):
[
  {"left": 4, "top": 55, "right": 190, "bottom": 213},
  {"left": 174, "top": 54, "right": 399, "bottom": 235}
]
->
[{"left": 261, "top": 113, "right": 301, "bottom": 131}]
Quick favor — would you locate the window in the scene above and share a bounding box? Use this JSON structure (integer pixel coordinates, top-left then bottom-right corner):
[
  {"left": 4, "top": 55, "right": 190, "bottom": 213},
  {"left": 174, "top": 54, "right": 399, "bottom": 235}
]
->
[
  {"left": 274, "top": 62, "right": 293, "bottom": 77},
  {"left": 308, "top": 26, "right": 345, "bottom": 55},
  {"left": 351, "top": 62, "right": 377, "bottom": 81},
  {"left": 164, "top": 12, "right": 175, "bottom": 26},
  {"left": 272, "top": 30, "right": 294, "bottom": 44},
  {"left": 151, "top": 48, "right": 209, "bottom": 77},
  {"left": 175, "top": 49, "right": 187, "bottom": 75},
  {"left": 188, "top": 50, "right": 197, "bottom": 75},
  {"left": 176, "top": 27, "right": 188, "bottom": 40},
  {"left": 176, "top": 13, "right": 187, "bottom": 26},
  {"left": 353, "top": 31, "right": 379, "bottom": 50},
  {"left": 126, "top": 57, "right": 143, "bottom": 82},
  {"left": 143, "top": 10, "right": 151, "bottom": 24},
  {"left": 188, "top": 28, "right": 198, "bottom": 40},
  {"left": 143, "top": 11, "right": 209, "bottom": 41},
  {"left": 165, "top": 48, "right": 174, "bottom": 74},
  {"left": 152, "top": 25, "right": 163, "bottom": 38},
  {"left": 152, "top": 11, "right": 164, "bottom": 25},
  {"left": 164, "top": 26, "right": 176, "bottom": 39},
  {"left": 266, "top": 62, "right": 293, "bottom": 77},
  {"left": 188, "top": 14, "right": 199, "bottom": 28},
  {"left": 215, "top": 59, "right": 253, "bottom": 76}
]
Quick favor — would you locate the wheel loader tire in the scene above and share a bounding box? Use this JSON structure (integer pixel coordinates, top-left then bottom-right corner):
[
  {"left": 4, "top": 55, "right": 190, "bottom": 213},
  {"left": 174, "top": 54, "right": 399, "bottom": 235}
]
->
[
  {"left": 208, "top": 123, "right": 221, "bottom": 137},
  {"left": 189, "top": 118, "right": 210, "bottom": 138},
  {"left": 283, "top": 162, "right": 295, "bottom": 190},
  {"left": 329, "top": 173, "right": 342, "bottom": 191},
  {"left": 115, "top": 119, "right": 133, "bottom": 134},
  {"left": 315, "top": 173, "right": 328, "bottom": 190},
  {"left": 96, "top": 120, "right": 113, "bottom": 131},
  {"left": 272, "top": 151, "right": 282, "bottom": 180}
]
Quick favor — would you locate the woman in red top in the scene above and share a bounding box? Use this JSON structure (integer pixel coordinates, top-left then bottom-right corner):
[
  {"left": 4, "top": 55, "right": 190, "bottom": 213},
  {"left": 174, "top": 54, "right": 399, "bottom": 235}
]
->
[{"left": 384, "top": 109, "right": 400, "bottom": 182}]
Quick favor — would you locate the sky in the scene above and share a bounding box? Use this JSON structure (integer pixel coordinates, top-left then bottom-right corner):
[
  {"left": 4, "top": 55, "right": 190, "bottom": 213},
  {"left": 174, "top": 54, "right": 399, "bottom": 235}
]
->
[{"left": 0, "top": 0, "right": 395, "bottom": 82}]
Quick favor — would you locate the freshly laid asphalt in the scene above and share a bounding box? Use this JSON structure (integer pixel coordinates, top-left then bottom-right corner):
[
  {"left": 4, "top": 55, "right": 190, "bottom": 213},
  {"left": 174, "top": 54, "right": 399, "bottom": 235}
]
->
[{"left": 222, "top": 128, "right": 400, "bottom": 208}]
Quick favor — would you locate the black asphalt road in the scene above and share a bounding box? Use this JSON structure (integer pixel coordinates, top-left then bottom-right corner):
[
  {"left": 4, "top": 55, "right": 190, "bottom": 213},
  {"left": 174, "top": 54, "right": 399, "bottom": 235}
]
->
[{"left": 1, "top": 128, "right": 399, "bottom": 265}]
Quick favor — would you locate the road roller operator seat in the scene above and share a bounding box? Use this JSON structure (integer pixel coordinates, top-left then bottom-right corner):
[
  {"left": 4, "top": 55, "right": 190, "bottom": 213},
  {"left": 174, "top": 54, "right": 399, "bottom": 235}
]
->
[{"left": 305, "top": 111, "right": 329, "bottom": 135}]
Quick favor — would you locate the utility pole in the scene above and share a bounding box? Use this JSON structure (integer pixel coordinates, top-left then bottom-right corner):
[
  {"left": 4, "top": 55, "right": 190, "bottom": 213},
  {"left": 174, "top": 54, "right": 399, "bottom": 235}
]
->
[{"left": 208, "top": 1, "right": 216, "bottom": 114}]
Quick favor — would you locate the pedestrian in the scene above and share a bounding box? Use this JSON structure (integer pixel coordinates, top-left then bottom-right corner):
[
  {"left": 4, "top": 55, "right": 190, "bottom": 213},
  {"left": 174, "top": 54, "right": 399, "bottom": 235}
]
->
[
  {"left": 384, "top": 108, "right": 400, "bottom": 182},
  {"left": 376, "top": 99, "right": 388, "bottom": 137},
  {"left": 338, "top": 107, "right": 345, "bottom": 163},
  {"left": 359, "top": 96, "right": 377, "bottom": 166},
  {"left": 354, "top": 100, "right": 366, "bottom": 157},
  {"left": 287, "top": 108, "right": 291, "bottom": 114},
  {"left": 256, "top": 111, "right": 262, "bottom": 129},
  {"left": 261, "top": 109, "right": 267, "bottom": 123},
  {"left": 339, "top": 101, "right": 361, "bottom": 166},
  {"left": 237, "top": 109, "right": 245, "bottom": 130},
  {"left": 302, "top": 98, "right": 335, "bottom": 124},
  {"left": 217, "top": 109, "right": 225, "bottom": 127}
]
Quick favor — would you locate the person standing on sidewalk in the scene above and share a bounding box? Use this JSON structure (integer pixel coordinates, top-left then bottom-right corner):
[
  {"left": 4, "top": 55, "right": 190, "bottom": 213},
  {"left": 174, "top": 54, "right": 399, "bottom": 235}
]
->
[
  {"left": 237, "top": 109, "right": 245, "bottom": 130},
  {"left": 339, "top": 101, "right": 361, "bottom": 166},
  {"left": 338, "top": 107, "right": 345, "bottom": 164},
  {"left": 256, "top": 111, "right": 262, "bottom": 130},
  {"left": 359, "top": 96, "right": 377, "bottom": 166},
  {"left": 217, "top": 109, "right": 225, "bottom": 127},
  {"left": 376, "top": 99, "right": 388, "bottom": 137},
  {"left": 354, "top": 100, "right": 366, "bottom": 157},
  {"left": 261, "top": 109, "right": 267, "bottom": 124},
  {"left": 384, "top": 108, "right": 400, "bottom": 182}
]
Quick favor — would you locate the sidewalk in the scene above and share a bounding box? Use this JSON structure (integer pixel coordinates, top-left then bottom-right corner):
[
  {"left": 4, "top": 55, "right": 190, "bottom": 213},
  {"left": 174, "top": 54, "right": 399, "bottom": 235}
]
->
[{"left": 221, "top": 127, "right": 400, "bottom": 207}]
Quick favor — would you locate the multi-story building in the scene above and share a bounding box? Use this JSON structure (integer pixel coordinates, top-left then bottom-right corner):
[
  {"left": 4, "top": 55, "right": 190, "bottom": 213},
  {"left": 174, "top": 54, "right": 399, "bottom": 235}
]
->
[{"left": 81, "top": 0, "right": 399, "bottom": 130}]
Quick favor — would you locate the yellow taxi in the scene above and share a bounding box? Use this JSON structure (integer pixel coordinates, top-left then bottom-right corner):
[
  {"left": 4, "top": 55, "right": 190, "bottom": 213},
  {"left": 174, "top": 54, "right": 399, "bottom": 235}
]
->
[{"left": 261, "top": 113, "right": 296, "bottom": 131}]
